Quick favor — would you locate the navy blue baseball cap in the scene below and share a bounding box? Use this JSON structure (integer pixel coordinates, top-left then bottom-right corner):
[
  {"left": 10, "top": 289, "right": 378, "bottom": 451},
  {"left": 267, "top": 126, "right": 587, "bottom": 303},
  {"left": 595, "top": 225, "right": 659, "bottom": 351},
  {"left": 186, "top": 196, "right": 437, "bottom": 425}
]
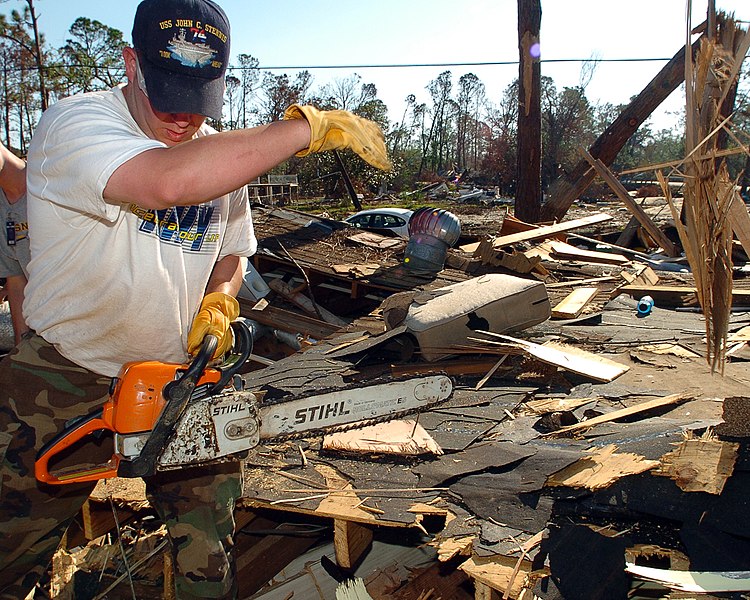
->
[{"left": 132, "top": 0, "right": 230, "bottom": 120}]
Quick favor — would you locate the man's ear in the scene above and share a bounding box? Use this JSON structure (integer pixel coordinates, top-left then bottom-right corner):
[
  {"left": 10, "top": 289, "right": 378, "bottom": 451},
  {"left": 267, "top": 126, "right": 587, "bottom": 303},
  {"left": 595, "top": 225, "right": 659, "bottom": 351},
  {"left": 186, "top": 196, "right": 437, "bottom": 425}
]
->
[{"left": 122, "top": 47, "right": 138, "bottom": 82}]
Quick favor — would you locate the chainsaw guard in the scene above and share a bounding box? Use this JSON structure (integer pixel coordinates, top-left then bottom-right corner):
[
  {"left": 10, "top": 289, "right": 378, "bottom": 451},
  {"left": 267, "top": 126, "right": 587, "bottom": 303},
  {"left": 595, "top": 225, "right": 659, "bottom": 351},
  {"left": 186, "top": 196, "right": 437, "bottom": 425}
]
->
[{"left": 35, "top": 406, "right": 119, "bottom": 485}]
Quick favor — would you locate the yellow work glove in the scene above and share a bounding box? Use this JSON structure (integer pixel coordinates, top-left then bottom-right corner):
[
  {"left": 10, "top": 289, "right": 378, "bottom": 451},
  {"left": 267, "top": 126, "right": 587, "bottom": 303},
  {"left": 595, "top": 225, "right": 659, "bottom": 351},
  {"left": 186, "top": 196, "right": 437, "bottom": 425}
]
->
[
  {"left": 187, "top": 292, "right": 239, "bottom": 358},
  {"left": 283, "top": 104, "right": 392, "bottom": 171}
]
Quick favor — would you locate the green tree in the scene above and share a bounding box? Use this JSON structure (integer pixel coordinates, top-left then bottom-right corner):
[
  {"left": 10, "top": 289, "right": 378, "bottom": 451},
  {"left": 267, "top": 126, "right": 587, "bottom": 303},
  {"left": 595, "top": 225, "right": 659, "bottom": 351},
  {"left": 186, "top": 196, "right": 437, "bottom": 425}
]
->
[
  {"left": 541, "top": 77, "right": 594, "bottom": 189},
  {"left": 257, "top": 70, "right": 311, "bottom": 124},
  {"left": 420, "top": 70, "right": 454, "bottom": 176},
  {"left": 57, "top": 17, "right": 125, "bottom": 95},
  {"left": 455, "top": 72, "right": 486, "bottom": 171},
  {"left": 481, "top": 80, "right": 519, "bottom": 193}
]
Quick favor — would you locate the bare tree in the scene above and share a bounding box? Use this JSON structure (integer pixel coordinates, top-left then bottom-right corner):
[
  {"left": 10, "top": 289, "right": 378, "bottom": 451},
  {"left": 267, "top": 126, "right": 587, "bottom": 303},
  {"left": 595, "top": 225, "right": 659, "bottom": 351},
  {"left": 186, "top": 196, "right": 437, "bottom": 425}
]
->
[{"left": 0, "top": 0, "right": 47, "bottom": 110}]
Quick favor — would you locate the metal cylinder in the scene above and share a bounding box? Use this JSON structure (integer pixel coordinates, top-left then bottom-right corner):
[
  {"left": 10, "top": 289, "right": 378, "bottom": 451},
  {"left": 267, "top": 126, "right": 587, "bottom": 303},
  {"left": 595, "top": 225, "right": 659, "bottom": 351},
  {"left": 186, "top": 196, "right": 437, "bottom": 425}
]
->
[
  {"left": 403, "top": 233, "right": 449, "bottom": 272},
  {"left": 407, "top": 207, "right": 461, "bottom": 246},
  {"left": 403, "top": 207, "right": 461, "bottom": 273}
]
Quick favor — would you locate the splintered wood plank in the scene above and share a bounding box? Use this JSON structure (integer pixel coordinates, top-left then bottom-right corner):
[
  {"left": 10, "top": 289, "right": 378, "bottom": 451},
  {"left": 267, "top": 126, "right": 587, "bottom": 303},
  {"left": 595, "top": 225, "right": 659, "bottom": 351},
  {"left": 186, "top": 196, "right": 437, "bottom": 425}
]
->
[
  {"left": 528, "top": 338, "right": 628, "bottom": 382},
  {"left": 546, "top": 444, "right": 660, "bottom": 490},
  {"left": 546, "top": 240, "right": 630, "bottom": 265},
  {"left": 547, "top": 392, "right": 692, "bottom": 436},
  {"left": 550, "top": 287, "right": 600, "bottom": 319},
  {"left": 654, "top": 432, "right": 739, "bottom": 494},
  {"left": 471, "top": 333, "right": 629, "bottom": 382},
  {"left": 313, "top": 464, "right": 384, "bottom": 523},
  {"left": 435, "top": 536, "right": 475, "bottom": 563},
  {"left": 491, "top": 213, "right": 612, "bottom": 249},
  {"left": 523, "top": 397, "right": 598, "bottom": 415},
  {"left": 334, "top": 519, "right": 373, "bottom": 569}
]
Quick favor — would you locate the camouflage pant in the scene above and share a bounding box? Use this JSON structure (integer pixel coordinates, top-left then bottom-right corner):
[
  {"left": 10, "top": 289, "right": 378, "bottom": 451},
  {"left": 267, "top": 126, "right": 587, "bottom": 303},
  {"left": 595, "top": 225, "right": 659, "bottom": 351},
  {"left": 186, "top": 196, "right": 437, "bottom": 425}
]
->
[{"left": 0, "top": 332, "right": 242, "bottom": 600}]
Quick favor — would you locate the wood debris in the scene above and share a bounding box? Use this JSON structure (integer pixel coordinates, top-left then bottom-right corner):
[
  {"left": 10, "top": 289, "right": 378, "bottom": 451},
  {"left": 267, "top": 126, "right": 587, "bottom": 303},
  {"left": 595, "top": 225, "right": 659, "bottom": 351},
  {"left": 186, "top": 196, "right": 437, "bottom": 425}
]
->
[
  {"left": 654, "top": 430, "right": 739, "bottom": 494},
  {"left": 323, "top": 420, "right": 443, "bottom": 456}
]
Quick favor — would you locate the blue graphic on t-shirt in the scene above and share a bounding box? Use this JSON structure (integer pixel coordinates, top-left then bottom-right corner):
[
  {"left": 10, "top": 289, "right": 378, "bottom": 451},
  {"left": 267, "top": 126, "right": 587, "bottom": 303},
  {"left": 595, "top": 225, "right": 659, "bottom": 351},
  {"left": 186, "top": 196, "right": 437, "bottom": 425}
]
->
[{"left": 137, "top": 204, "right": 215, "bottom": 251}]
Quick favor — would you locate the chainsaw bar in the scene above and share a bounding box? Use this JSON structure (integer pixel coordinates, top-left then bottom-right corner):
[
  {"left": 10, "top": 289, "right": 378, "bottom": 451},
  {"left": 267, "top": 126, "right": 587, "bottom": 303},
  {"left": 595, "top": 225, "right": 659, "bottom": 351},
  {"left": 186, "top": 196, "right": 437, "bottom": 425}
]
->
[{"left": 157, "top": 375, "right": 453, "bottom": 469}]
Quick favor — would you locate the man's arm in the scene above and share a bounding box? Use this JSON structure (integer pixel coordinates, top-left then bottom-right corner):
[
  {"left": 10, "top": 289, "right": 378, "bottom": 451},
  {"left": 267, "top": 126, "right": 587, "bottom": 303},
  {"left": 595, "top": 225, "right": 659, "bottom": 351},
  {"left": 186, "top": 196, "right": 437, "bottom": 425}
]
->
[
  {"left": 104, "top": 120, "right": 311, "bottom": 211},
  {"left": 205, "top": 254, "right": 247, "bottom": 297}
]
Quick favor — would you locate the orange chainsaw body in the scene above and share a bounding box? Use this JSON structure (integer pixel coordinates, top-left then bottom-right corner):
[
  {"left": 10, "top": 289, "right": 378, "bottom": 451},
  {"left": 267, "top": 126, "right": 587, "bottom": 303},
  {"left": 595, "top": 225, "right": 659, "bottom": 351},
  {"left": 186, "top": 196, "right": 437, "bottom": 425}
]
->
[
  {"left": 34, "top": 359, "right": 222, "bottom": 485},
  {"left": 109, "top": 360, "right": 222, "bottom": 434}
]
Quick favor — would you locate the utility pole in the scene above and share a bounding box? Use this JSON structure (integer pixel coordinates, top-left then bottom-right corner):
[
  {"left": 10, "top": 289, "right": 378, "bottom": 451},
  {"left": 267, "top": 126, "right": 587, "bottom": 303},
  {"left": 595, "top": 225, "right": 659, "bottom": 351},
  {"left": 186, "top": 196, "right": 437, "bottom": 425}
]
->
[{"left": 515, "top": 0, "right": 542, "bottom": 223}]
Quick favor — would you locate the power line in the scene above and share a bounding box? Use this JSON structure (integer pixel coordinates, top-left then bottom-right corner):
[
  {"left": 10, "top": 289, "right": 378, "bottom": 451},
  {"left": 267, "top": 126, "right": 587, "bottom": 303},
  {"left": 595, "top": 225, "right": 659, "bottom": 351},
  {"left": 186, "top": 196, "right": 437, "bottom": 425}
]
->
[
  {"left": 0, "top": 56, "right": 685, "bottom": 75},
  {"left": 232, "top": 57, "right": 675, "bottom": 72}
]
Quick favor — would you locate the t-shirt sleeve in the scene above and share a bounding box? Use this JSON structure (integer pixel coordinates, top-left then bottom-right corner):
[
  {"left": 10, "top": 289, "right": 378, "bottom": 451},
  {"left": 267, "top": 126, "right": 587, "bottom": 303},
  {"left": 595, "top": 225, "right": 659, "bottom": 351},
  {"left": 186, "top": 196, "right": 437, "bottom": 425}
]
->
[
  {"left": 27, "top": 92, "right": 165, "bottom": 222},
  {"left": 218, "top": 185, "right": 257, "bottom": 260}
]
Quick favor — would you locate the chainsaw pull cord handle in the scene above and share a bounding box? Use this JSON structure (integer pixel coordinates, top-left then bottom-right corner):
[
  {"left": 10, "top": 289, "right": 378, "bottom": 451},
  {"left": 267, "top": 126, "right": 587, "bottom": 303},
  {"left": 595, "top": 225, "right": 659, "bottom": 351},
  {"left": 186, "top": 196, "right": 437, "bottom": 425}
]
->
[
  {"left": 207, "top": 319, "right": 253, "bottom": 395},
  {"left": 118, "top": 334, "right": 218, "bottom": 478}
]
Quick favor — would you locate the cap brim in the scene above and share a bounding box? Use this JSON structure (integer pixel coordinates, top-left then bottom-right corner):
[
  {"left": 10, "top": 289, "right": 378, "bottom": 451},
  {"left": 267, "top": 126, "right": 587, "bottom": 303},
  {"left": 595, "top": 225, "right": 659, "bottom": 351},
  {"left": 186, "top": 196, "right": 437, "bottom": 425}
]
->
[{"left": 141, "top": 60, "right": 224, "bottom": 121}]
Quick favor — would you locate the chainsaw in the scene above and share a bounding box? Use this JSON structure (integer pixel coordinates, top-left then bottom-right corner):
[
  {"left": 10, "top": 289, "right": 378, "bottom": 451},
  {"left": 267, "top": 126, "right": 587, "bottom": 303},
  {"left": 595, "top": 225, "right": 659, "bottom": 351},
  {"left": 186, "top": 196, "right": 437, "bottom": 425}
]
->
[{"left": 35, "top": 320, "right": 453, "bottom": 485}]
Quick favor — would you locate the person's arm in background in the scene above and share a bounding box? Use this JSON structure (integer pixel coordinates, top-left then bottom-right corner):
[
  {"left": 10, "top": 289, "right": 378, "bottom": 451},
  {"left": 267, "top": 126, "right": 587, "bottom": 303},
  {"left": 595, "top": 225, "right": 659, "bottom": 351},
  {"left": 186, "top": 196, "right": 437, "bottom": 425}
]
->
[
  {"left": 0, "top": 143, "right": 28, "bottom": 344},
  {"left": 0, "top": 143, "right": 26, "bottom": 202},
  {"left": 4, "top": 276, "right": 28, "bottom": 344}
]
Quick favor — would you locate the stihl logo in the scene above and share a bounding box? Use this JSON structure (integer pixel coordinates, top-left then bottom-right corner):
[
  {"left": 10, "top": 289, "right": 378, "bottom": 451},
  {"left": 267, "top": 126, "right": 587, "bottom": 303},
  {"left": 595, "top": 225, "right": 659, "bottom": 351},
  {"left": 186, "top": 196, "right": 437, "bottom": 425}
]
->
[
  {"left": 212, "top": 403, "right": 246, "bottom": 416},
  {"left": 294, "top": 401, "right": 350, "bottom": 424}
]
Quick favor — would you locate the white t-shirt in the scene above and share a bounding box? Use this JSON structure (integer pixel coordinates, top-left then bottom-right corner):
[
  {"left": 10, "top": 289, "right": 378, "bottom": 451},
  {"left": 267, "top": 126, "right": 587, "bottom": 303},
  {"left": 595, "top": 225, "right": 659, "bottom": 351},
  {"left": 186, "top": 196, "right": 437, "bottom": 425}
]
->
[{"left": 24, "top": 85, "right": 257, "bottom": 377}]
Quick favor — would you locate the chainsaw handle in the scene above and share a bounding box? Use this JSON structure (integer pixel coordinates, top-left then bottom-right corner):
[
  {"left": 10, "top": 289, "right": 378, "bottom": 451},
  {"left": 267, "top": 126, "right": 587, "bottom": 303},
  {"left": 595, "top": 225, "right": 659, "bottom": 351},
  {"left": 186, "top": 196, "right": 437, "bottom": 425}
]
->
[
  {"left": 35, "top": 407, "right": 119, "bottom": 485},
  {"left": 208, "top": 320, "right": 253, "bottom": 394},
  {"left": 118, "top": 334, "right": 218, "bottom": 478}
]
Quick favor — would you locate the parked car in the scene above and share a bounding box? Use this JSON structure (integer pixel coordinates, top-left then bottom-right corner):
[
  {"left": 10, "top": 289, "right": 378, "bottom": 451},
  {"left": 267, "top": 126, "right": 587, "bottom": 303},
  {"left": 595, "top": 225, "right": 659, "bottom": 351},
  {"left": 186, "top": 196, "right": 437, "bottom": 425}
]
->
[{"left": 344, "top": 208, "right": 414, "bottom": 238}]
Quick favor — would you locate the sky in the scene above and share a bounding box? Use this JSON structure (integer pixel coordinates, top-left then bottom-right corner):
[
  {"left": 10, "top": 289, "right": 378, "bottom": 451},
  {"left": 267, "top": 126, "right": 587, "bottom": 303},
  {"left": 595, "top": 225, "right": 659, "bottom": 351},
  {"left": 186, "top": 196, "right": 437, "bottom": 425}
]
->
[{"left": 4, "top": 0, "right": 750, "bottom": 131}]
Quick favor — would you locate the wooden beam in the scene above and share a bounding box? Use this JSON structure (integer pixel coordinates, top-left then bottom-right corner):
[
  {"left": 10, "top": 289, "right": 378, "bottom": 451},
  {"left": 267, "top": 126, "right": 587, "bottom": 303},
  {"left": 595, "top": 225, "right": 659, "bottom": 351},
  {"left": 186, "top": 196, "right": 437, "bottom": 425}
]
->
[
  {"left": 237, "top": 300, "right": 342, "bottom": 340},
  {"left": 541, "top": 36, "right": 703, "bottom": 222},
  {"left": 579, "top": 147, "right": 680, "bottom": 257},
  {"left": 617, "top": 284, "right": 750, "bottom": 307},
  {"left": 491, "top": 213, "right": 612, "bottom": 249},
  {"left": 80, "top": 499, "right": 137, "bottom": 541},
  {"left": 334, "top": 519, "right": 373, "bottom": 570}
]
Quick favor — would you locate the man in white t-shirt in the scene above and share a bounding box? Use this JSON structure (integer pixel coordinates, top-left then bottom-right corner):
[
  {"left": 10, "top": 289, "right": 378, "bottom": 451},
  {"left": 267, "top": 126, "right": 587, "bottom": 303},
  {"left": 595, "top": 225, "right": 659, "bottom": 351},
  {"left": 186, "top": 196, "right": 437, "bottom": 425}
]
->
[{"left": 0, "top": 0, "right": 390, "bottom": 598}]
